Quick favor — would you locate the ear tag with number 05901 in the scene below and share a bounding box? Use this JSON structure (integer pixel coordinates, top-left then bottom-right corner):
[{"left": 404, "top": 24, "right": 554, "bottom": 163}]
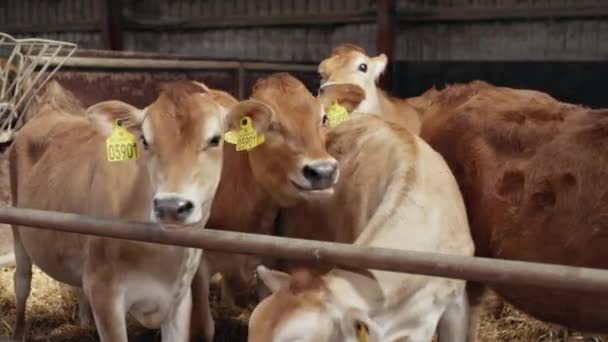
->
[
  {"left": 224, "top": 116, "right": 265, "bottom": 151},
  {"left": 106, "top": 119, "right": 139, "bottom": 162}
]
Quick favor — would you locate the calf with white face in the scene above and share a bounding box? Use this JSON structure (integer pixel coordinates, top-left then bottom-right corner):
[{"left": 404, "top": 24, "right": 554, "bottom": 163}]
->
[{"left": 318, "top": 43, "right": 422, "bottom": 134}]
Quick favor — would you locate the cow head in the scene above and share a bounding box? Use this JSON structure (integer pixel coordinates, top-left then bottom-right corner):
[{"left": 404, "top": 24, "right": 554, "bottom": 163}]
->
[
  {"left": 248, "top": 266, "right": 385, "bottom": 342},
  {"left": 318, "top": 44, "right": 387, "bottom": 96},
  {"left": 224, "top": 73, "right": 339, "bottom": 206},
  {"left": 86, "top": 81, "right": 228, "bottom": 224}
]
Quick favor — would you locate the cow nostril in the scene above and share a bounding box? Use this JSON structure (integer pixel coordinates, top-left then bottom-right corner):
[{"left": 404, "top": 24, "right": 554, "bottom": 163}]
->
[
  {"left": 302, "top": 165, "right": 321, "bottom": 182},
  {"left": 177, "top": 200, "right": 194, "bottom": 216}
]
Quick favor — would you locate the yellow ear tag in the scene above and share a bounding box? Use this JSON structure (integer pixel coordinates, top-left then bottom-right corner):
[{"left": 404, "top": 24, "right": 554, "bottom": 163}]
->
[
  {"left": 224, "top": 116, "right": 265, "bottom": 151},
  {"left": 356, "top": 322, "right": 370, "bottom": 342},
  {"left": 106, "top": 119, "right": 139, "bottom": 162},
  {"left": 327, "top": 101, "right": 349, "bottom": 128}
]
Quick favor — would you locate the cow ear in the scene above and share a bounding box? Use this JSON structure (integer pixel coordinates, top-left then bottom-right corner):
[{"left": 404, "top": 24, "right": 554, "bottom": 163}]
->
[
  {"left": 208, "top": 89, "right": 239, "bottom": 110},
  {"left": 256, "top": 265, "right": 290, "bottom": 294},
  {"left": 225, "top": 99, "right": 274, "bottom": 134},
  {"left": 340, "top": 308, "right": 382, "bottom": 342},
  {"left": 86, "top": 100, "right": 144, "bottom": 137},
  {"left": 370, "top": 54, "right": 387, "bottom": 82},
  {"left": 319, "top": 83, "right": 366, "bottom": 114}
]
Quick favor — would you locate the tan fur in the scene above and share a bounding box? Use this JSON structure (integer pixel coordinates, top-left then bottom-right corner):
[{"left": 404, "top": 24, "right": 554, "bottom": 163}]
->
[
  {"left": 418, "top": 80, "right": 608, "bottom": 334},
  {"left": 318, "top": 44, "right": 422, "bottom": 134},
  {"left": 10, "top": 81, "right": 226, "bottom": 342},
  {"left": 196, "top": 73, "right": 339, "bottom": 310},
  {"left": 250, "top": 113, "right": 474, "bottom": 341}
]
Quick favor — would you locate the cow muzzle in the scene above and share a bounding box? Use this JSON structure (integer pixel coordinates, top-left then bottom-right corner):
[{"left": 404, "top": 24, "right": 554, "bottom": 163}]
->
[
  {"left": 153, "top": 195, "right": 195, "bottom": 223},
  {"left": 293, "top": 159, "right": 339, "bottom": 192}
]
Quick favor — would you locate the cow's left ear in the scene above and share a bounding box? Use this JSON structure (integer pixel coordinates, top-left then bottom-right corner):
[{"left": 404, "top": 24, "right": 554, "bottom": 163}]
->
[
  {"left": 86, "top": 100, "right": 145, "bottom": 137},
  {"left": 225, "top": 99, "right": 274, "bottom": 134},
  {"left": 319, "top": 83, "right": 366, "bottom": 114},
  {"left": 370, "top": 54, "right": 387, "bottom": 82},
  {"left": 256, "top": 265, "right": 290, "bottom": 294},
  {"left": 340, "top": 308, "right": 382, "bottom": 342},
  {"left": 208, "top": 89, "right": 239, "bottom": 110}
]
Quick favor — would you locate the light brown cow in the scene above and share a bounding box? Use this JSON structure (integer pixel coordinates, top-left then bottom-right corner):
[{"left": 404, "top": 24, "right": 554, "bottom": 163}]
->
[
  {"left": 418, "top": 80, "right": 608, "bottom": 336},
  {"left": 188, "top": 73, "right": 349, "bottom": 337},
  {"left": 248, "top": 86, "right": 475, "bottom": 342},
  {"left": 9, "top": 80, "right": 227, "bottom": 342},
  {"left": 318, "top": 43, "right": 422, "bottom": 134}
]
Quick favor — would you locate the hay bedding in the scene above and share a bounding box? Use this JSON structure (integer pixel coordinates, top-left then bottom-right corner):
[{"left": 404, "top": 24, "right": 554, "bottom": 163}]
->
[{"left": 1, "top": 265, "right": 606, "bottom": 342}]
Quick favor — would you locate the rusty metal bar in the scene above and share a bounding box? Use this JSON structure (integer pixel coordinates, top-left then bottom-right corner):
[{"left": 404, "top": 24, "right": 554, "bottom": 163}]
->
[
  {"left": 38, "top": 56, "right": 317, "bottom": 72},
  {"left": 1, "top": 207, "right": 608, "bottom": 295}
]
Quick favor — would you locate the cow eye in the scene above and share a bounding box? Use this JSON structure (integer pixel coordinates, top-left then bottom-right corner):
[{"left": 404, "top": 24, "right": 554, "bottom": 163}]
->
[
  {"left": 140, "top": 134, "right": 150, "bottom": 150},
  {"left": 208, "top": 134, "right": 221, "bottom": 147},
  {"left": 322, "top": 114, "right": 329, "bottom": 127},
  {"left": 358, "top": 63, "right": 368, "bottom": 72}
]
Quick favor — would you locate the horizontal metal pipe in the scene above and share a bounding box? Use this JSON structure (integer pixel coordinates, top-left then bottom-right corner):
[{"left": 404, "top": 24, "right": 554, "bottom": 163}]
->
[
  {"left": 39, "top": 56, "right": 317, "bottom": 72},
  {"left": 1, "top": 207, "right": 608, "bottom": 295}
]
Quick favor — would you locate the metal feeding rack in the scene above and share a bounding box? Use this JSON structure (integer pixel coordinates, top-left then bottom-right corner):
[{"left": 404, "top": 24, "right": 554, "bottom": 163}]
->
[{"left": 0, "top": 32, "right": 77, "bottom": 143}]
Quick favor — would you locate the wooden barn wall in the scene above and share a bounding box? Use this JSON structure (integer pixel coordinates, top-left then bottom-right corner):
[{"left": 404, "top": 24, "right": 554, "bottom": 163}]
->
[
  {"left": 0, "top": 0, "right": 606, "bottom": 62},
  {"left": 390, "top": 0, "right": 608, "bottom": 107},
  {"left": 121, "top": 0, "right": 377, "bottom": 62},
  {"left": 0, "top": 0, "right": 102, "bottom": 48},
  {"left": 0, "top": 0, "right": 607, "bottom": 107}
]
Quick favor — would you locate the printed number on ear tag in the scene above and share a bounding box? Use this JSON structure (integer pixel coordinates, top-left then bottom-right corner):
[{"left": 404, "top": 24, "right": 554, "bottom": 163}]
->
[
  {"left": 106, "top": 119, "right": 139, "bottom": 162},
  {"left": 327, "top": 101, "right": 349, "bottom": 128},
  {"left": 356, "top": 322, "right": 369, "bottom": 342},
  {"left": 224, "top": 116, "right": 265, "bottom": 151}
]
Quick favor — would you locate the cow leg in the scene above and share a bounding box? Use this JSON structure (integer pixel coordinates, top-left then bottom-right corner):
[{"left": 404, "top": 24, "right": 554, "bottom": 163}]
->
[
  {"left": 189, "top": 256, "right": 214, "bottom": 342},
  {"left": 85, "top": 281, "right": 128, "bottom": 342},
  {"left": 437, "top": 289, "right": 469, "bottom": 342},
  {"left": 162, "top": 288, "right": 192, "bottom": 342},
  {"left": 12, "top": 227, "right": 32, "bottom": 340},
  {"left": 463, "top": 281, "right": 487, "bottom": 342},
  {"left": 77, "top": 287, "right": 94, "bottom": 328}
]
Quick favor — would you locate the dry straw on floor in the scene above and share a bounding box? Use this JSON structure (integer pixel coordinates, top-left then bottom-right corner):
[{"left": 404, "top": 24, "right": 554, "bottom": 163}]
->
[{"left": 1, "top": 265, "right": 606, "bottom": 342}]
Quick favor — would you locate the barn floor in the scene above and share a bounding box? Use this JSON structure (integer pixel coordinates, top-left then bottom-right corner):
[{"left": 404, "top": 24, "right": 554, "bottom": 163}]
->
[{"left": 0, "top": 265, "right": 606, "bottom": 342}]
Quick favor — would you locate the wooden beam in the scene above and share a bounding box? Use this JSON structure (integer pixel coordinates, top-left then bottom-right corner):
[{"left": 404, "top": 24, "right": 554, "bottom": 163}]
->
[
  {"left": 398, "top": 6, "right": 608, "bottom": 23},
  {"left": 376, "top": 0, "right": 396, "bottom": 91},
  {"left": 122, "top": 12, "right": 376, "bottom": 30},
  {"left": 100, "top": 0, "right": 123, "bottom": 51}
]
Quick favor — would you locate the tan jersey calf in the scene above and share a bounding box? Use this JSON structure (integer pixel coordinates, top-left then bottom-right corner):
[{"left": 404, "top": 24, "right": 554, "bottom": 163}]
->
[
  {"left": 10, "top": 81, "right": 227, "bottom": 342},
  {"left": 248, "top": 86, "right": 474, "bottom": 342},
  {"left": 188, "top": 73, "right": 357, "bottom": 337},
  {"left": 318, "top": 43, "right": 422, "bottom": 135}
]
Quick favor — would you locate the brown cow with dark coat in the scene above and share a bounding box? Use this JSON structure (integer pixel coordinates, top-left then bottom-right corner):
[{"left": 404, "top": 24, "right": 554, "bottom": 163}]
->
[{"left": 418, "top": 80, "right": 608, "bottom": 336}]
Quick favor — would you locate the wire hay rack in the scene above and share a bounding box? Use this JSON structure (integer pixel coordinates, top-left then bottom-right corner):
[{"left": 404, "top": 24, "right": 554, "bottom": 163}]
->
[{"left": 0, "top": 32, "right": 77, "bottom": 143}]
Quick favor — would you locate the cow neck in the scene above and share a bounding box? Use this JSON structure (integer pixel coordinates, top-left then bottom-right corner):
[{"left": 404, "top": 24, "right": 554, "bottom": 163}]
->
[
  {"left": 356, "top": 86, "right": 383, "bottom": 116},
  {"left": 207, "top": 144, "right": 278, "bottom": 234}
]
